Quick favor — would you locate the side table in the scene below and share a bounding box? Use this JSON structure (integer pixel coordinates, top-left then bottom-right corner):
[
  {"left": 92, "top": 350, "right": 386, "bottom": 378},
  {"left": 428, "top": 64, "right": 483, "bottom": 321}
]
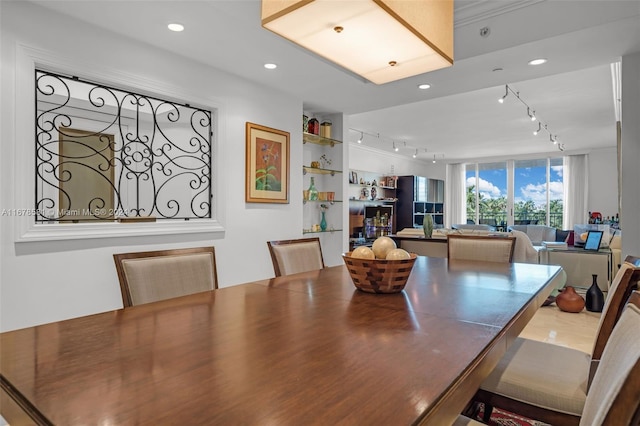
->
[{"left": 539, "top": 247, "right": 612, "bottom": 292}]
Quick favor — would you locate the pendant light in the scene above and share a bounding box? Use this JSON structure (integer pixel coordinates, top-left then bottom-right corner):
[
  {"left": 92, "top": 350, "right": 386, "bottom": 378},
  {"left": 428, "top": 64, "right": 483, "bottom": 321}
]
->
[{"left": 261, "top": 0, "right": 454, "bottom": 84}]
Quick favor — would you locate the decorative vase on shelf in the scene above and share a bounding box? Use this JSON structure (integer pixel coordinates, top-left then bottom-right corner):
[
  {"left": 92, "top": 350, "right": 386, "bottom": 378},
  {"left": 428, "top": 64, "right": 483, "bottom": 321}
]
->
[
  {"left": 320, "top": 211, "right": 327, "bottom": 231},
  {"left": 585, "top": 274, "right": 605, "bottom": 312},
  {"left": 308, "top": 177, "right": 318, "bottom": 201},
  {"left": 555, "top": 286, "right": 585, "bottom": 313},
  {"left": 423, "top": 214, "right": 433, "bottom": 238}
]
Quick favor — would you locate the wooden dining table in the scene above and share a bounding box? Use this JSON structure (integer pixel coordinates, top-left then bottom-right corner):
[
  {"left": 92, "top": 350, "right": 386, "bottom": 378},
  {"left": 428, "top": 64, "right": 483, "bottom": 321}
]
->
[{"left": 1, "top": 257, "right": 562, "bottom": 426}]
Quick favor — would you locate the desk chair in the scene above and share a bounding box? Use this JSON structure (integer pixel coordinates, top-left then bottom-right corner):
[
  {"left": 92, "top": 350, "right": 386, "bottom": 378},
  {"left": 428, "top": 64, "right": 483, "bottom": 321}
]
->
[
  {"left": 447, "top": 235, "right": 516, "bottom": 263},
  {"left": 457, "top": 290, "right": 640, "bottom": 426},
  {"left": 267, "top": 237, "right": 324, "bottom": 277},
  {"left": 113, "top": 247, "right": 218, "bottom": 307},
  {"left": 470, "top": 255, "right": 640, "bottom": 425}
]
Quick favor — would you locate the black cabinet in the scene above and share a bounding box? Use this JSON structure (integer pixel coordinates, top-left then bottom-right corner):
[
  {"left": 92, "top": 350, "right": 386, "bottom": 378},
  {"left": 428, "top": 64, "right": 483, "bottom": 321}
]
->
[{"left": 396, "top": 176, "right": 444, "bottom": 230}]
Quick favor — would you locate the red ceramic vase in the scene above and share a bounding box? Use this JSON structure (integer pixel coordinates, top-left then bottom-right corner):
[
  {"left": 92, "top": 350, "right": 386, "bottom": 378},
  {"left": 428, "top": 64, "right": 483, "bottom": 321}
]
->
[{"left": 555, "top": 286, "right": 585, "bottom": 313}]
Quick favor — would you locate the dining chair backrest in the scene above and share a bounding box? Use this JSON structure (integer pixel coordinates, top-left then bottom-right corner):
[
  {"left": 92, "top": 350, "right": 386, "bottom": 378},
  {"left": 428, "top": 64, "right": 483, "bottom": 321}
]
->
[
  {"left": 588, "top": 255, "right": 640, "bottom": 386},
  {"left": 113, "top": 247, "right": 218, "bottom": 307},
  {"left": 579, "top": 291, "right": 640, "bottom": 426},
  {"left": 267, "top": 238, "right": 324, "bottom": 277},
  {"left": 447, "top": 235, "right": 516, "bottom": 263}
]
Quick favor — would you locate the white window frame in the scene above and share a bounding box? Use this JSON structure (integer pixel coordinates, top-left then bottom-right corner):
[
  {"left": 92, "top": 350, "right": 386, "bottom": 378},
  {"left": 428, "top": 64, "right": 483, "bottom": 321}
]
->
[{"left": 14, "top": 44, "right": 225, "bottom": 242}]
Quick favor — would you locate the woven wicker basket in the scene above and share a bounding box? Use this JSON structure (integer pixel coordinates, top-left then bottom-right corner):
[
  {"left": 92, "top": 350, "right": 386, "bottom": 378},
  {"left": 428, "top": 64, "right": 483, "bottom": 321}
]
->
[{"left": 342, "top": 252, "right": 417, "bottom": 293}]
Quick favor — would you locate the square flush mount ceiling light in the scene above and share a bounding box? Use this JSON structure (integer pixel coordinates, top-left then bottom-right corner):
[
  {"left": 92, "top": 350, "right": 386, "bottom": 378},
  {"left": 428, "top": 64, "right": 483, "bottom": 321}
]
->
[{"left": 261, "top": 0, "right": 453, "bottom": 85}]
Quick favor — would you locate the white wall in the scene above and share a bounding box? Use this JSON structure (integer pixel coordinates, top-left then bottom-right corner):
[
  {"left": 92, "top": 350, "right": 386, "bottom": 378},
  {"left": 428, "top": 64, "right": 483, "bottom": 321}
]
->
[
  {"left": 587, "top": 147, "right": 619, "bottom": 219},
  {"left": 349, "top": 144, "right": 446, "bottom": 179},
  {"left": 621, "top": 51, "right": 640, "bottom": 258},
  {"left": 0, "top": 2, "right": 314, "bottom": 331}
]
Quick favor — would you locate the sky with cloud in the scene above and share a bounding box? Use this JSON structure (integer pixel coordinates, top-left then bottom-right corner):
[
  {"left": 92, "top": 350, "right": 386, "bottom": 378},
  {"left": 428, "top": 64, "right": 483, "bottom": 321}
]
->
[{"left": 466, "top": 163, "right": 563, "bottom": 207}]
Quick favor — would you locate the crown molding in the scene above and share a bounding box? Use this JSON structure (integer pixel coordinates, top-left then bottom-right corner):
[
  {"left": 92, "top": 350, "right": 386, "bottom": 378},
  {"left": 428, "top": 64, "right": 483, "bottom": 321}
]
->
[{"left": 455, "top": 0, "right": 545, "bottom": 27}]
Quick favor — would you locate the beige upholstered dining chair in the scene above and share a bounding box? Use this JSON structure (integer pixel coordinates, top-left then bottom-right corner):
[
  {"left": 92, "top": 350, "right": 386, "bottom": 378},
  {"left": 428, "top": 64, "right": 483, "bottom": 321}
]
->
[
  {"left": 469, "top": 255, "right": 640, "bottom": 425},
  {"left": 267, "top": 237, "right": 324, "bottom": 277},
  {"left": 456, "top": 290, "right": 640, "bottom": 426},
  {"left": 447, "top": 235, "right": 516, "bottom": 263},
  {"left": 113, "top": 247, "right": 218, "bottom": 307}
]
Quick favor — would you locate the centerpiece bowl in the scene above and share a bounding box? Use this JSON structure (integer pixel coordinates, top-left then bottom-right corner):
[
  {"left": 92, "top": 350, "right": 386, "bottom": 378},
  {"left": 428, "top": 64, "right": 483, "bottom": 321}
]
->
[{"left": 342, "top": 252, "right": 417, "bottom": 293}]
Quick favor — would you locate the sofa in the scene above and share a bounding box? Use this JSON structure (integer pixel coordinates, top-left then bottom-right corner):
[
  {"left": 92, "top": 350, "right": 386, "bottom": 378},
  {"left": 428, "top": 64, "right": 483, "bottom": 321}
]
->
[
  {"left": 399, "top": 227, "right": 539, "bottom": 263},
  {"left": 507, "top": 225, "right": 557, "bottom": 245}
]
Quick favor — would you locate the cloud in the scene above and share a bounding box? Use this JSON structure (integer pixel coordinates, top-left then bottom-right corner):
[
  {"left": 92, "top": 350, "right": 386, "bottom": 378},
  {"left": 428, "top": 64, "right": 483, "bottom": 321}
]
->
[
  {"left": 551, "top": 165, "right": 563, "bottom": 178},
  {"left": 467, "top": 177, "right": 502, "bottom": 199},
  {"left": 518, "top": 169, "right": 531, "bottom": 178},
  {"left": 517, "top": 180, "right": 564, "bottom": 206}
]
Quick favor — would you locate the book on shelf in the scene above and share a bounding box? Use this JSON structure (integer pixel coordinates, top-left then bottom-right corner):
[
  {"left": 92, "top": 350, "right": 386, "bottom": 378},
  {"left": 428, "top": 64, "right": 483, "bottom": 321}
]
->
[{"left": 542, "top": 241, "right": 568, "bottom": 249}]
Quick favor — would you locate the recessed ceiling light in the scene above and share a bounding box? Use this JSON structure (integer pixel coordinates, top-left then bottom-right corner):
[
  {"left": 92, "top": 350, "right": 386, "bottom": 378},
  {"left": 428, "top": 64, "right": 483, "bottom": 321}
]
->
[
  {"left": 167, "top": 23, "right": 184, "bottom": 32},
  {"left": 528, "top": 58, "right": 547, "bottom": 66},
  {"left": 264, "top": 63, "right": 277, "bottom": 70},
  {"left": 418, "top": 84, "right": 431, "bottom": 90}
]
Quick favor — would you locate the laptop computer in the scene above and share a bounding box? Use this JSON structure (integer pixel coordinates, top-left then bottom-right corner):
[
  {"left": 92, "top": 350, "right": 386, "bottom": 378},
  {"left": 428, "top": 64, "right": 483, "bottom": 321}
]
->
[{"left": 584, "top": 230, "right": 604, "bottom": 251}]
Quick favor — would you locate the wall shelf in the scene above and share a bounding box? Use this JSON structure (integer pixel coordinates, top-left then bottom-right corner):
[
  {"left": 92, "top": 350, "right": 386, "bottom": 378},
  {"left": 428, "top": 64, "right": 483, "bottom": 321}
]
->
[
  {"left": 348, "top": 198, "right": 396, "bottom": 202},
  {"left": 348, "top": 170, "right": 398, "bottom": 237},
  {"left": 348, "top": 184, "right": 396, "bottom": 189},
  {"left": 303, "top": 228, "right": 343, "bottom": 234},
  {"left": 302, "top": 119, "right": 343, "bottom": 246},
  {"left": 302, "top": 132, "right": 342, "bottom": 147},
  {"left": 303, "top": 200, "right": 343, "bottom": 204},
  {"left": 303, "top": 166, "right": 342, "bottom": 175}
]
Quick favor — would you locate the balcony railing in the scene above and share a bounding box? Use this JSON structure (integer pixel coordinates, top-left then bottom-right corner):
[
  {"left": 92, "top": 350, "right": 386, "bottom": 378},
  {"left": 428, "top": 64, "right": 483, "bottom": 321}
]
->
[{"left": 469, "top": 212, "right": 564, "bottom": 230}]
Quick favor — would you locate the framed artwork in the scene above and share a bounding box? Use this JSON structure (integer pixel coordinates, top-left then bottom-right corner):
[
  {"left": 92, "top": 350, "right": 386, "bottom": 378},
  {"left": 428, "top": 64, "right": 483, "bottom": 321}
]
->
[{"left": 245, "top": 122, "right": 290, "bottom": 203}]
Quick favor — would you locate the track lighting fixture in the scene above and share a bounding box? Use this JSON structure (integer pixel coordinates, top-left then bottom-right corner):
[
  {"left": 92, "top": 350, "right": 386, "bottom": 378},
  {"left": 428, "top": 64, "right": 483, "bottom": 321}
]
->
[
  {"left": 350, "top": 128, "right": 447, "bottom": 160},
  {"left": 498, "top": 85, "right": 508, "bottom": 103},
  {"left": 499, "top": 84, "right": 562, "bottom": 150},
  {"left": 432, "top": 154, "right": 436, "bottom": 164},
  {"left": 533, "top": 122, "right": 542, "bottom": 136},
  {"left": 527, "top": 107, "right": 536, "bottom": 121}
]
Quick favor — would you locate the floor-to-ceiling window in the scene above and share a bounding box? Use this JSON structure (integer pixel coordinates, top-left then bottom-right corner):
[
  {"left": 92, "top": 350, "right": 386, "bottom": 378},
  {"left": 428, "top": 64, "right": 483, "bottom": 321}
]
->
[
  {"left": 514, "top": 158, "right": 564, "bottom": 227},
  {"left": 466, "top": 158, "right": 564, "bottom": 229},
  {"left": 466, "top": 162, "right": 508, "bottom": 229}
]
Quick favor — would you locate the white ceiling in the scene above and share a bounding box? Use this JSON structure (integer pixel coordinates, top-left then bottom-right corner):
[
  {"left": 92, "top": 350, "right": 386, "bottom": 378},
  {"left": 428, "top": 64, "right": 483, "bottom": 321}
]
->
[{"left": 31, "top": 0, "right": 640, "bottom": 162}]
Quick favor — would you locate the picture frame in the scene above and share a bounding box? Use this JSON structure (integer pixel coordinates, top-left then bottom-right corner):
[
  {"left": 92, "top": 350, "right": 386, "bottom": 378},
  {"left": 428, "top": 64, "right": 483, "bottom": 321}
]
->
[{"left": 245, "top": 122, "right": 290, "bottom": 203}]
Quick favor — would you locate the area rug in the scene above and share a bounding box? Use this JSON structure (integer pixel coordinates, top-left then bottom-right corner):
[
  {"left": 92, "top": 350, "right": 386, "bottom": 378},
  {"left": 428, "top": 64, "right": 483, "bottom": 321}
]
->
[{"left": 474, "top": 403, "right": 551, "bottom": 426}]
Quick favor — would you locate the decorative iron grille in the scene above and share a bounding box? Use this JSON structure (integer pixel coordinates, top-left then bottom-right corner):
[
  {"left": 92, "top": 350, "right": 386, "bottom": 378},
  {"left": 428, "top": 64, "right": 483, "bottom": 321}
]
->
[{"left": 35, "top": 70, "right": 213, "bottom": 222}]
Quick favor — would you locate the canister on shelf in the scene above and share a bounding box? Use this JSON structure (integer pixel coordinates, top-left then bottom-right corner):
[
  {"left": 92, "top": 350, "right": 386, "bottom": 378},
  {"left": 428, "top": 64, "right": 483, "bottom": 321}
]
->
[
  {"left": 320, "top": 120, "right": 332, "bottom": 138},
  {"left": 303, "top": 115, "right": 309, "bottom": 133},
  {"left": 307, "top": 118, "right": 319, "bottom": 135}
]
